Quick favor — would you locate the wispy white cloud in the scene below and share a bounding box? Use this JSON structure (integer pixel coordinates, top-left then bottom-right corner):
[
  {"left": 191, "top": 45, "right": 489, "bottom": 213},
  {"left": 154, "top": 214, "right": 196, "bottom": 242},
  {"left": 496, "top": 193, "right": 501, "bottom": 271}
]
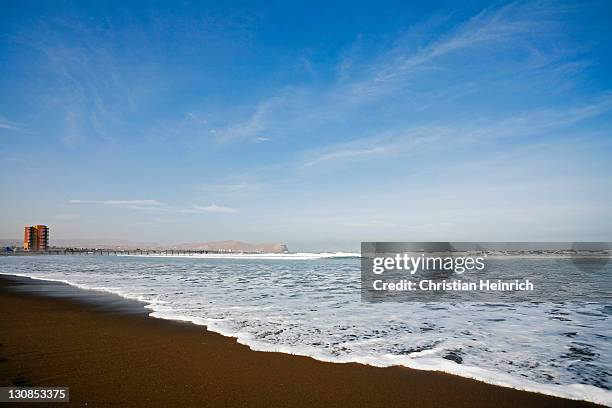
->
[
  {"left": 69, "top": 199, "right": 163, "bottom": 206},
  {"left": 10, "top": 18, "right": 161, "bottom": 147},
  {"left": 200, "top": 179, "right": 263, "bottom": 195},
  {"left": 302, "top": 145, "right": 388, "bottom": 169},
  {"left": 453, "top": 94, "right": 612, "bottom": 146},
  {"left": 298, "top": 96, "right": 612, "bottom": 171},
  {"left": 372, "top": 3, "right": 546, "bottom": 84},
  {"left": 69, "top": 199, "right": 238, "bottom": 214},
  {"left": 213, "top": 95, "right": 286, "bottom": 143},
  {"left": 299, "top": 126, "right": 444, "bottom": 170},
  {"left": 105, "top": 200, "right": 164, "bottom": 206},
  {"left": 69, "top": 199, "right": 172, "bottom": 213},
  {"left": 0, "top": 117, "right": 24, "bottom": 131},
  {"left": 189, "top": 204, "right": 238, "bottom": 213},
  {"left": 210, "top": 2, "right": 580, "bottom": 151}
]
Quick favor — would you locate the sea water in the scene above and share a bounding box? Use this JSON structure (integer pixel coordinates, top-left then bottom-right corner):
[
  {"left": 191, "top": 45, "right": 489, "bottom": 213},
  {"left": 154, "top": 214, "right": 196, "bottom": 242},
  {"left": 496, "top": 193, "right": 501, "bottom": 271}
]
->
[{"left": 0, "top": 254, "right": 610, "bottom": 406}]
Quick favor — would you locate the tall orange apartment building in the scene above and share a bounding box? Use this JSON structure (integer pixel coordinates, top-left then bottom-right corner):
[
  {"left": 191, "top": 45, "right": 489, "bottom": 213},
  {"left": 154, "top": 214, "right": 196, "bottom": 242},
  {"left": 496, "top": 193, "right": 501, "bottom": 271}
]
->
[{"left": 24, "top": 225, "right": 49, "bottom": 251}]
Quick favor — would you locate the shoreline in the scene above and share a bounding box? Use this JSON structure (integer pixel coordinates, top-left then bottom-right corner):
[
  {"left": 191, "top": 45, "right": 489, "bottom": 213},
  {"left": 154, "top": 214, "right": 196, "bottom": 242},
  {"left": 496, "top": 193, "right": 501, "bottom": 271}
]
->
[
  {"left": 3, "top": 267, "right": 610, "bottom": 405},
  {"left": 0, "top": 273, "right": 605, "bottom": 407}
]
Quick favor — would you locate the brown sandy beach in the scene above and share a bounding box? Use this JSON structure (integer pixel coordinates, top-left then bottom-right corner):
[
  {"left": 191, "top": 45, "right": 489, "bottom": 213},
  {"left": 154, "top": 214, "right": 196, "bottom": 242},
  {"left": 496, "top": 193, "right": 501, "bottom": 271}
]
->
[{"left": 0, "top": 274, "right": 602, "bottom": 408}]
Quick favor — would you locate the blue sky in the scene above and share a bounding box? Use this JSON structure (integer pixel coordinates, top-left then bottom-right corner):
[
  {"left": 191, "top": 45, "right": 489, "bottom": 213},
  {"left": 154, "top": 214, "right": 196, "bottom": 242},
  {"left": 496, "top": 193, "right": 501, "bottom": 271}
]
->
[{"left": 1, "top": 1, "right": 611, "bottom": 250}]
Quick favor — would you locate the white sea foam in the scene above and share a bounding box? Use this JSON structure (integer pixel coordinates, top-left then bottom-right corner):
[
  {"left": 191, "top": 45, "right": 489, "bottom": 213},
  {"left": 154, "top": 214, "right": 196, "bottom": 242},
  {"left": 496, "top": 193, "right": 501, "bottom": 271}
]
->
[
  {"left": 121, "top": 252, "right": 361, "bottom": 260},
  {"left": 1, "top": 255, "right": 610, "bottom": 406}
]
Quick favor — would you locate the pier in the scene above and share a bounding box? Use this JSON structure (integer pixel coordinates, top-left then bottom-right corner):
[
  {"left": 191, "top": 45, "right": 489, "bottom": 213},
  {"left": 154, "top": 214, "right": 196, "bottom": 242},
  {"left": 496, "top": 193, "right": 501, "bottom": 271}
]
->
[{"left": 1, "top": 248, "right": 254, "bottom": 256}]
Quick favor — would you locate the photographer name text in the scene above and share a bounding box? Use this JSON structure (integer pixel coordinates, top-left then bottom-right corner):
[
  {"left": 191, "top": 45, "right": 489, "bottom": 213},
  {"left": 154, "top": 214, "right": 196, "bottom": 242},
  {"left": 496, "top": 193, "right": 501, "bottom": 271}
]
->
[{"left": 372, "top": 279, "right": 534, "bottom": 292}]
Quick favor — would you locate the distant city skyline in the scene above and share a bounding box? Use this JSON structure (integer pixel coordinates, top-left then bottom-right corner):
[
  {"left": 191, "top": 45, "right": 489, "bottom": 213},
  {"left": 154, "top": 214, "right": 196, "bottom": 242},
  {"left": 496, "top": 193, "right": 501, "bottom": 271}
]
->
[{"left": 1, "top": 1, "right": 612, "bottom": 251}]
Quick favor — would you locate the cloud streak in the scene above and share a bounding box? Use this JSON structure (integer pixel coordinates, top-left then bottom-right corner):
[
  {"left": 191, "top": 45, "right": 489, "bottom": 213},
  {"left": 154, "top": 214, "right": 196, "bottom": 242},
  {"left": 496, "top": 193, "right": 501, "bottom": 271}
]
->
[
  {"left": 0, "top": 117, "right": 24, "bottom": 131},
  {"left": 69, "top": 199, "right": 238, "bottom": 214},
  {"left": 189, "top": 204, "right": 238, "bottom": 213},
  {"left": 297, "top": 96, "right": 612, "bottom": 171},
  {"left": 205, "top": 2, "right": 581, "bottom": 152}
]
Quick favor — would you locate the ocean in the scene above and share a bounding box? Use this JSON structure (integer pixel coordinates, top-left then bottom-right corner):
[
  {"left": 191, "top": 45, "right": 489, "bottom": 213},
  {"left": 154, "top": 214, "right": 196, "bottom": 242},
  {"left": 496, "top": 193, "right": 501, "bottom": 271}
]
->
[{"left": 1, "top": 254, "right": 610, "bottom": 406}]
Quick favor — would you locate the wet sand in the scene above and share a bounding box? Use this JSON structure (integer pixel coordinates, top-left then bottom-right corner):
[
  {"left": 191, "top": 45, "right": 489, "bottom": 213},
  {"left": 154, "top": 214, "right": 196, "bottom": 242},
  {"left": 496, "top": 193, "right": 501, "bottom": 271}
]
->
[{"left": 0, "top": 274, "right": 602, "bottom": 407}]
